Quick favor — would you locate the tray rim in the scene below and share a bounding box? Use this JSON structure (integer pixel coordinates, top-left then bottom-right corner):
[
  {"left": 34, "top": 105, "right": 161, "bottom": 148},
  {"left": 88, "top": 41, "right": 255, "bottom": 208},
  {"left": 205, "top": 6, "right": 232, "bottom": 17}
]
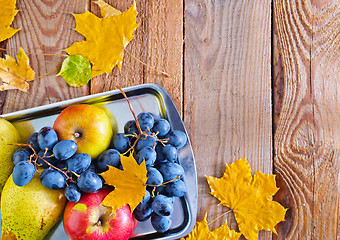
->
[{"left": 0, "top": 83, "right": 198, "bottom": 240}]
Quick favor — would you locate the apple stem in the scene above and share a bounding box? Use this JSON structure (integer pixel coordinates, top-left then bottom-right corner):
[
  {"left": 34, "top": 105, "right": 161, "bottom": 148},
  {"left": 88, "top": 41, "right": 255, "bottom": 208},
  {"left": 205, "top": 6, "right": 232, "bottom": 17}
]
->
[{"left": 74, "top": 132, "right": 81, "bottom": 138}]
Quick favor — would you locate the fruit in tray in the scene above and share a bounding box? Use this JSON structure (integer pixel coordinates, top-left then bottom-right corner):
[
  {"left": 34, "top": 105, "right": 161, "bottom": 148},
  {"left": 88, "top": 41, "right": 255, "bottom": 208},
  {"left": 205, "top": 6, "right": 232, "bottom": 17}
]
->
[
  {"left": 117, "top": 112, "right": 188, "bottom": 233},
  {"left": 0, "top": 119, "right": 21, "bottom": 196},
  {"left": 63, "top": 188, "right": 135, "bottom": 240},
  {"left": 3, "top": 100, "right": 189, "bottom": 238},
  {"left": 53, "top": 104, "right": 113, "bottom": 159},
  {"left": 1, "top": 171, "right": 66, "bottom": 240}
]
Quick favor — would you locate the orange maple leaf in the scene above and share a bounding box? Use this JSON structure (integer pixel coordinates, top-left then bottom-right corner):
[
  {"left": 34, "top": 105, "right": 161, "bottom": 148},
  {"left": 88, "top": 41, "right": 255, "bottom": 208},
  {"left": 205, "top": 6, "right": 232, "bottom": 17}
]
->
[
  {"left": 101, "top": 154, "right": 148, "bottom": 213},
  {"left": 206, "top": 158, "right": 287, "bottom": 240}
]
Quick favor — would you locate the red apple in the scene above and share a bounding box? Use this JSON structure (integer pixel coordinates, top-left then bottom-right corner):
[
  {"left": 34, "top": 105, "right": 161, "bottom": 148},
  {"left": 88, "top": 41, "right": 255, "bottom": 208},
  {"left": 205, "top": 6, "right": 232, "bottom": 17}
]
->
[
  {"left": 63, "top": 188, "right": 135, "bottom": 240},
  {"left": 53, "top": 104, "right": 113, "bottom": 159}
]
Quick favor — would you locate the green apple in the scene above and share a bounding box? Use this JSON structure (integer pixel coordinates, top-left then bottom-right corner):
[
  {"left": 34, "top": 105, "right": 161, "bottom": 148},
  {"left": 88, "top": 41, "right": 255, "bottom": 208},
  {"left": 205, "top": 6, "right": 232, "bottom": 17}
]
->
[
  {"left": 0, "top": 118, "right": 20, "bottom": 198},
  {"left": 53, "top": 104, "right": 113, "bottom": 159}
]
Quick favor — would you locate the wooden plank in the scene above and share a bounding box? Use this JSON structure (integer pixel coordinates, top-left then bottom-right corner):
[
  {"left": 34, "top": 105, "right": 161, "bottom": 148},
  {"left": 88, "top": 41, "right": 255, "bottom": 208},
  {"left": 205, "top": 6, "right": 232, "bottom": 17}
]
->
[
  {"left": 89, "top": 0, "right": 145, "bottom": 94},
  {"left": 1, "top": 0, "right": 90, "bottom": 114},
  {"left": 273, "top": 0, "right": 340, "bottom": 238},
  {"left": 141, "top": 0, "right": 183, "bottom": 112},
  {"left": 90, "top": 0, "right": 183, "bottom": 112},
  {"left": 184, "top": 0, "right": 272, "bottom": 238},
  {"left": 0, "top": 41, "right": 7, "bottom": 114}
]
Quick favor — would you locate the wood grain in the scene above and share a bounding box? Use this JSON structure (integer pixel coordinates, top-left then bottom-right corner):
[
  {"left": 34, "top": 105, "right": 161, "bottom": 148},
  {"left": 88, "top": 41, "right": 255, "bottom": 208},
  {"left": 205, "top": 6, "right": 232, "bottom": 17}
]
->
[
  {"left": 184, "top": 0, "right": 272, "bottom": 238},
  {"left": 89, "top": 0, "right": 145, "bottom": 94},
  {"left": 1, "top": 0, "right": 89, "bottom": 114},
  {"left": 90, "top": 0, "right": 183, "bottom": 112},
  {"left": 141, "top": 0, "right": 183, "bottom": 112},
  {"left": 273, "top": 0, "right": 340, "bottom": 238},
  {"left": 0, "top": 41, "right": 7, "bottom": 114}
]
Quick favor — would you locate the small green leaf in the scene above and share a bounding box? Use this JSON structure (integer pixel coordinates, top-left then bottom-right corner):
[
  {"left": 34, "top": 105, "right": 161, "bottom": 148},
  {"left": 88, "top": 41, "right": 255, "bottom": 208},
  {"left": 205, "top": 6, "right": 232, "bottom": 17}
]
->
[{"left": 57, "top": 54, "right": 92, "bottom": 87}]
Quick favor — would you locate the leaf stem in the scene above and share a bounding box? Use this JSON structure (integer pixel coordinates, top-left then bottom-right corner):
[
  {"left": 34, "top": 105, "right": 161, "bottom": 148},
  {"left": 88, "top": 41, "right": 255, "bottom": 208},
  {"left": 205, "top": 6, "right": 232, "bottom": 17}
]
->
[
  {"left": 125, "top": 50, "right": 170, "bottom": 77},
  {"left": 33, "top": 67, "right": 58, "bottom": 80},
  {"left": 208, "top": 209, "right": 233, "bottom": 226},
  {"left": 0, "top": 47, "right": 68, "bottom": 57}
]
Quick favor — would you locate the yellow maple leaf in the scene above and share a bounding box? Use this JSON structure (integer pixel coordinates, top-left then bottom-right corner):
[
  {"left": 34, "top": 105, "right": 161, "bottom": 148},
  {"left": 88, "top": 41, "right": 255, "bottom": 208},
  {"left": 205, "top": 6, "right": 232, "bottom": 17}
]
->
[
  {"left": 213, "top": 220, "right": 242, "bottom": 240},
  {"left": 0, "top": 0, "right": 20, "bottom": 42},
  {"left": 181, "top": 213, "right": 241, "bottom": 240},
  {"left": 0, "top": 47, "right": 35, "bottom": 92},
  {"left": 206, "top": 159, "right": 287, "bottom": 240},
  {"left": 65, "top": 2, "right": 139, "bottom": 77},
  {"left": 101, "top": 154, "right": 148, "bottom": 213}
]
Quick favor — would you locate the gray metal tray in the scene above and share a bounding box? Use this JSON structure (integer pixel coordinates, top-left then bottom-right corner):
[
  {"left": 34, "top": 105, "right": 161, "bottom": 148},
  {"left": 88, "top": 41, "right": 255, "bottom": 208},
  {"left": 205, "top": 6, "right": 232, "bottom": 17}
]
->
[{"left": 0, "top": 84, "right": 197, "bottom": 240}]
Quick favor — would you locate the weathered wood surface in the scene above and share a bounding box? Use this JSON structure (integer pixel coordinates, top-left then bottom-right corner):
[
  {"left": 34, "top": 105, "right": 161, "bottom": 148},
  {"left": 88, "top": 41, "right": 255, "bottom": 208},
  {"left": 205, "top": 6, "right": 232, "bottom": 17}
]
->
[
  {"left": 1, "top": 0, "right": 89, "bottom": 114},
  {"left": 273, "top": 0, "right": 340, "bottom": 239},
  {"left": 90, "top": 0, "right": 183, "bottom": 112},
  {"left": 0, "top": 0, "right": 339, "bottom": 239},
  {"left": 184, "top": 1, "right": 272, "bottom": 239}
]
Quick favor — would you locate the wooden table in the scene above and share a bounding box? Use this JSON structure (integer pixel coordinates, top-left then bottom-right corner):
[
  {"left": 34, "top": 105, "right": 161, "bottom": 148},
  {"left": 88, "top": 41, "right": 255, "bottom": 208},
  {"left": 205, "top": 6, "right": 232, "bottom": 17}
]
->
[{"left": 0, "top": 0, "right": 339, "bottom": 239}]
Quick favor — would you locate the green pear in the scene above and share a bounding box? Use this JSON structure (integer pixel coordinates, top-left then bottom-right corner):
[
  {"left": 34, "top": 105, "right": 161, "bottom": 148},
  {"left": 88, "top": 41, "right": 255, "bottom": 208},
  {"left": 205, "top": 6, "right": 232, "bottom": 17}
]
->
[
  {"left": 1, "top": 172, "right": 66, "bottom": 240},
  {"left": 12, "top": 121, "right": 35, "bottom": 143},
  {"left": 0, "top": 118, "right": 20, "bottom": 197}
]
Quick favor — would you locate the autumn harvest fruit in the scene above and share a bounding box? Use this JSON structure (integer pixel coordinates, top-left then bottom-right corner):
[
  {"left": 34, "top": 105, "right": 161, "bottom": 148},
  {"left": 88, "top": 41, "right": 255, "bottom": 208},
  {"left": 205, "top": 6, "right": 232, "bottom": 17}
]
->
[
  {"left": 1, "top": 171, "right": 66, "bottom": 240},
  {"left": 63, "top": 188, "right": 135, "bottom": 240},
  {"left": 0, "top": 118, "right": 20, "bottom": 196},
  {"left": 2, "top": 86, "right": 191, "bottom": 239},
  {"left": 53, "top": 104, "right": 113, "bottom": 159}
]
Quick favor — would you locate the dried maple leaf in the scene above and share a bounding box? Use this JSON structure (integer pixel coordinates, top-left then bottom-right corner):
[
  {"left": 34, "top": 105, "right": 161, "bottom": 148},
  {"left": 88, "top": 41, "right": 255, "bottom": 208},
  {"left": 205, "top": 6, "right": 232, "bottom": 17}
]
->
[
  {"left": 206, "top": 159, "right": 287, "bottom": 240},
  {"left": 101, "top": 154, "right": 148, "bottom": 213},
  {"left": 0, "top": 47, "right": 35, "bottom": 92},
  {"left": 65, "top": 2, "right": 139, "bottom": 77},
  {"left": 181, "top": 213, "right": 241, "bottom": 240},
  {"left": 0, "top": 0, "right": 20, "bottom": 42}
]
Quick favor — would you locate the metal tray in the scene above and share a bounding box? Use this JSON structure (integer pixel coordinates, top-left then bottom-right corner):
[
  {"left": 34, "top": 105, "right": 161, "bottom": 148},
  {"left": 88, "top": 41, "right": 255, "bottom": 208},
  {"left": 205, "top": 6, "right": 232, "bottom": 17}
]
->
[{"left": 0, "top": 83, "right": 197, "bottom": 240}]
